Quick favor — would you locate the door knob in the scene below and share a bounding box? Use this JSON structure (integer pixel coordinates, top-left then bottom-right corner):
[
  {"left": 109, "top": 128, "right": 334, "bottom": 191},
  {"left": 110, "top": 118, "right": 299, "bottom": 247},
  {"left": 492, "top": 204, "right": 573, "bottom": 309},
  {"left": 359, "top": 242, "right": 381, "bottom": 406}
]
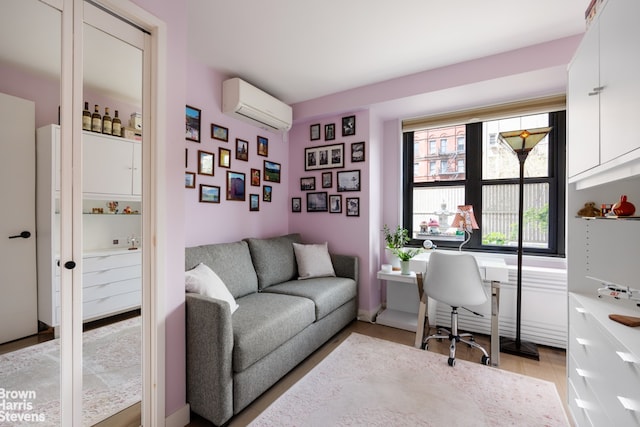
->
[
  {"left": 64, "top": 261, "right": 76, "bottom": 270},
  {"left": 8, "top": 231, "right": 31, "bottom": 239}
]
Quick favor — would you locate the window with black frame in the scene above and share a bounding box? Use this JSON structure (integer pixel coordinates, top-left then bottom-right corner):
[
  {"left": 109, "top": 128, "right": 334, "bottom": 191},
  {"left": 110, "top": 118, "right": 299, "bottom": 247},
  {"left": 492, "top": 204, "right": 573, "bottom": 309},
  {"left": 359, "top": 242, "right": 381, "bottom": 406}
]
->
[{"left": 402, "top": 110, "right": 566, "bottom": 256}]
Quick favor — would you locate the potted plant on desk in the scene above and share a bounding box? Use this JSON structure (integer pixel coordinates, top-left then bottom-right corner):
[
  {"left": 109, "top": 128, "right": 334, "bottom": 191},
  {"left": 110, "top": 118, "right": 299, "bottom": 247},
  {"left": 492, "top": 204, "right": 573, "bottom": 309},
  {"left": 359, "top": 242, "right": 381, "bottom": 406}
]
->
[
  {"left": 383, "top": 224, "right": 410, "bottom": 270},
  {"left": 391, "top": 247, "right": 423, "bottom": 275}
]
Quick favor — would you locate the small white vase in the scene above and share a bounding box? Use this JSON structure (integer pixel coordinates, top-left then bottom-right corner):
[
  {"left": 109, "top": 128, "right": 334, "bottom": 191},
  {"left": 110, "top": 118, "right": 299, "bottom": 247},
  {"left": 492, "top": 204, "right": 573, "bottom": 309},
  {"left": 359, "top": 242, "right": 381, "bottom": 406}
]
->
[
  {"left": 385, "top": 248, "right": 401, "bottom": 271},
  {"left": 400, "top": 260, "right": 411, "bottom": 275}
]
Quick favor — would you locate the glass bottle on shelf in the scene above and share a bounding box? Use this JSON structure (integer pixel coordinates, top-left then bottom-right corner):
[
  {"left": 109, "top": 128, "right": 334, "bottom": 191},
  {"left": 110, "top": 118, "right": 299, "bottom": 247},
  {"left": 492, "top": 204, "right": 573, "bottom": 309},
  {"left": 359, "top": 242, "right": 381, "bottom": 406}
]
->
[
  {"left": 102, "top": 107, "right": 112, "bottom": 135},
  {"left": 112, "top": 110, "right": 122, "bottom": 137},
  {"left": 82, "top": 101, "right": 91, "bottom": 131},
  {"left": 91, "top": 104, "right": 101, "bottom": 133}
]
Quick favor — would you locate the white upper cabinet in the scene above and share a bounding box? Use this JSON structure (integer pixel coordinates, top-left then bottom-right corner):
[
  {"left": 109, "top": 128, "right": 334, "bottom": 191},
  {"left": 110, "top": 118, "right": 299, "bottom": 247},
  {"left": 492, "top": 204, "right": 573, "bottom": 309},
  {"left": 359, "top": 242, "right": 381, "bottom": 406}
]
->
[
  {"left": 599, "top": 0, "right": 640, "bottom": 164},
  {"left": 567, "top": 19, "right": 600, "bottom": 178},
  {"left": 567, "top": 0, "right": 640, "bottom": 183},
  {"left": 83, "top": 130, "right": 141, "bottom": 199}
]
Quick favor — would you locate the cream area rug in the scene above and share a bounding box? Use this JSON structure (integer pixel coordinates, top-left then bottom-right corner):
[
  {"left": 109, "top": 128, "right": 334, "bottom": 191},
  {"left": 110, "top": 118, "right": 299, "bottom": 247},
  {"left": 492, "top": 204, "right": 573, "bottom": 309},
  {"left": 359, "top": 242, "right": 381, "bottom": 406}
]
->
[
  {"left": 250, "top": 333, "right": 569, "bottom": 427},
  {"left": 0, "top": 316, "right": 141, "bottom": 426}
]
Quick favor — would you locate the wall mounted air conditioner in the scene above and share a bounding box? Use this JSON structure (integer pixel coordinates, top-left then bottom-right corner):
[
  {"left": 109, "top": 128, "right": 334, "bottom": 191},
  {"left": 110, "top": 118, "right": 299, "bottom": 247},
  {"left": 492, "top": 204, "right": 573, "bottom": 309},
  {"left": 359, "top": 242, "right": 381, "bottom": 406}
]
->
[{"left": 222, "top": 78, "right": 292, "bottom": 133}]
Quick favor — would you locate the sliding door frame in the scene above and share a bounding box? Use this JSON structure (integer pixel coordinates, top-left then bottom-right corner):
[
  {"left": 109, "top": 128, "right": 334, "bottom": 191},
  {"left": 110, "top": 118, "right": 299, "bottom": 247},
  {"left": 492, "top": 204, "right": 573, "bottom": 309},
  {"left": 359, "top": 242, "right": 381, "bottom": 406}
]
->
[{"left": 58, "top": 0, "right": 166, "bottom": 425}]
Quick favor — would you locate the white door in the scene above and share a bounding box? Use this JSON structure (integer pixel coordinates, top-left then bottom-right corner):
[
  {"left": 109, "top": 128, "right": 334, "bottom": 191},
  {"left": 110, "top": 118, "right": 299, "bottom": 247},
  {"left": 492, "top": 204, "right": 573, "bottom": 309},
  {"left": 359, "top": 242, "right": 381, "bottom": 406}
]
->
[{"left": 0, "top": 92, "right": 38, "bottom": 343}]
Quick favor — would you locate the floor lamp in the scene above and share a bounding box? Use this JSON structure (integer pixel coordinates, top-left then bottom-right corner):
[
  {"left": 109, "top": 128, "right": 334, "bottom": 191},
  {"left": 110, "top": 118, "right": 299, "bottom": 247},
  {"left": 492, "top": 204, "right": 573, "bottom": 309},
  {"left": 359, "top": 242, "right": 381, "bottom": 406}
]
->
[{"left": 497, "top": 126, "right": 552, "bottom": 360}]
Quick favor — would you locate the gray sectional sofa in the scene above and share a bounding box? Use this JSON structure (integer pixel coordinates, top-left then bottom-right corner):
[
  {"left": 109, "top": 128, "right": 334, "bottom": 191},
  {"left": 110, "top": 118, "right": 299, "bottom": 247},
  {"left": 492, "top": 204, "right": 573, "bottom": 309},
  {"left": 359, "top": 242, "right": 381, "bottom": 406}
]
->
[{"left": 185, "top": 233, "right": 358, "bottom": 426}]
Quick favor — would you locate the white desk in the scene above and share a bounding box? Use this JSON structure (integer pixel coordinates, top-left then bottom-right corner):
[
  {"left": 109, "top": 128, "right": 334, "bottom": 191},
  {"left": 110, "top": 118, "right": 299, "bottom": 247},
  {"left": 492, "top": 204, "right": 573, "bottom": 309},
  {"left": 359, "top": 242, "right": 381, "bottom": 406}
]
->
[{"left": 376, "top": 251, "right": 507, "bottom": 366}]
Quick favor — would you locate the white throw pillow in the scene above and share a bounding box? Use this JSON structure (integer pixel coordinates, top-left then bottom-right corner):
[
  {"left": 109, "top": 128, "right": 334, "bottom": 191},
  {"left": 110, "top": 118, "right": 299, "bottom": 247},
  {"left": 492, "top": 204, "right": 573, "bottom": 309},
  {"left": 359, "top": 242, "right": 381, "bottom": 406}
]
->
[
  {"left": 293, "top": 242, "right": 336, "bottom": 280},
  {"left": 185, "top": 263, "right": 239, "bottom": 313}
]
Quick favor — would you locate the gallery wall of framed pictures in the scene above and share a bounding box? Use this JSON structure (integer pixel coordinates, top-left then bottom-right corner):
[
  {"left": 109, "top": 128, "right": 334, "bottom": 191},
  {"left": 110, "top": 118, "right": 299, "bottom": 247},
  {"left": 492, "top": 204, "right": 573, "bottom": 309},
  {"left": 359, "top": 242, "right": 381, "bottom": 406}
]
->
[
  {"left": 292, "top": 113, "right": 365, "bottom": 217},
  {"left": 185, "top": 105, "right": 280, "bottom": 212}
]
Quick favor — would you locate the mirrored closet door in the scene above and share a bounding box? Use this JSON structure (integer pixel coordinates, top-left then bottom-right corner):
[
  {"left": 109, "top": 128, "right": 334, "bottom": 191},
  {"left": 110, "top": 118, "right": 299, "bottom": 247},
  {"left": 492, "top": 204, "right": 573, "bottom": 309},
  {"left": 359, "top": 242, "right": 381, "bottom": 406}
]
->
[{"left": 81, "top": 2, "right": 145, "bottom": 425}]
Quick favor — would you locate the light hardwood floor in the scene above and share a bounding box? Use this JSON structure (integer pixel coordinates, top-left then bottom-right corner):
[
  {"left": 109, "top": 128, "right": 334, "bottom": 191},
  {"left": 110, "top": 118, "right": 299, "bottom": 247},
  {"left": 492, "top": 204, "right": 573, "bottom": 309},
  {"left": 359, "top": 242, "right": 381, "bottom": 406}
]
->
[{"left": 188, "top": 320, "right": 570, "bottom": 426}]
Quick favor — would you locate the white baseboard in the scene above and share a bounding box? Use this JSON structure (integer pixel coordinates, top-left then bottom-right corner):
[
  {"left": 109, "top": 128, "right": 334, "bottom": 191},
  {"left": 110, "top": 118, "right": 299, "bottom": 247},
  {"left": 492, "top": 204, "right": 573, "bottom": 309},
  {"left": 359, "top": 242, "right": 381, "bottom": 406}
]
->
[
  {"left": 165, "top": 403, "right": 190, "bottom": 427},
  {"left": 358, "top": 305, "right": 381, "bottom": 323}
]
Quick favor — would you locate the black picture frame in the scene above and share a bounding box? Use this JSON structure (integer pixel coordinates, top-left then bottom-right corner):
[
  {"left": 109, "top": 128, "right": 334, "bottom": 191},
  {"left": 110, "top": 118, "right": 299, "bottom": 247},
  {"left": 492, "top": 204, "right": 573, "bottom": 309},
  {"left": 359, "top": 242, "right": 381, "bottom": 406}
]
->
[
  {"left": 236, "top": 138, "right": 248, "bottom": 161},
  {"left": 324, "top": 123, "right": 335, "bottom": 141},
  {"left": 346, "top": 197, "right": 360, "bottom": 216},
  {"left": 304, "top": 143, "right": 344, "bottom": 171},
  {"left": 310, "top": 123, "right": 321, "bottom": 141},
  {"left": 337, "top": 169, "right": 360, "bottom": 192},
  {"left": 199, "top": 184, "right": 220, "bottom": 203},
  {"left": 249, "top": 194, "right": 259, "bottom": 211},
  {"left": 186, "top": 105, "right": 201, "bottom": 142},
  {"left": 185, "top": 172, "right": 195, "bottom": 188},
  {"left": 342, "top": 115, "right": 356, "bottom": 136},
  {"left": 263, "top": 185, "right": 272, "bottom": 202},
  {"left": 219, "top": 147, "right": 231, "bottom": 168},
  {"left": 351, "top": 141, "right": 365, "bottom": 162},
  {"left": 306, "top": 192, "right": 328, "bottom": 212},
  {"left": 329, "top": 194, "right": 342, "bottom": 213},
  {"left": 226, "top": 171, "right": 246, "bottom": 201},
  {"left": 211, "top": 123, "right": 228, "bottom": 142},
  {"left": 257, "top": 135, "right": 268, "bottom": 157},
  {"left": 322, "top": 171, "right": 332, "bottom": 188},
  {"left": 292, "top": 197, "right": 302, "bottom": 212},
  {"left": 263, "top": 160, "right": 281, "bottom": 183},
  {"left": 300, "top": 176, "right": 316, "bottom": 191},
  {"left": 198, "top": 150, "right": 214, "bottom": 176},
  {"left": 250, "top": 168, "right": 260, "bottom": 186}
]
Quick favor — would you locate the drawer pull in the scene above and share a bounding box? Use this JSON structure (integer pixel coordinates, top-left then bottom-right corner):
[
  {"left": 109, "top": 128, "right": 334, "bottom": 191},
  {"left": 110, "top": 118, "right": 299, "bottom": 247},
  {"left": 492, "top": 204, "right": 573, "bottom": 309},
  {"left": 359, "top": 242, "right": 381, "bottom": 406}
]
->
[
  {"left": 575, "top": 368, "right": 589, "bottom": 378},
  {"left": 618, "top": 396, "right": 640, "bottom": 412},
  {"left": 576, "top": 337, "right": 589, "bottom": 346},
  {"left": 575, "top": 398, "right": 589, "bottom": 409},
  {"left": 616, "top": 351, "right": 639, "bottom": 364},
  {"left": 575, "top": 307, "right": 587, "bottom": 314}
]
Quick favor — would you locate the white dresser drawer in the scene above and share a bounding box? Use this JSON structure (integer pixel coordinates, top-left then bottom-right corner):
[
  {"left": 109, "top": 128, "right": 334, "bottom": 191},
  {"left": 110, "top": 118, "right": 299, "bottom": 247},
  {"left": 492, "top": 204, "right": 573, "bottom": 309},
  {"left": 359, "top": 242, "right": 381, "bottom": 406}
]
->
[
  {"left": 84, "top": 277, "right": 141, "bottom": 302},
  {"left": 83, "top": 290, "right": 141, "bottom": 320},
  {"left": 83, "top": 265, "right": 141, "bottom": 288},
  {"left": 568, "top": 377, "right": 609, "bottom": 427},
  {"left": 83, "top": 251, "right": 141, "bottom": 272}
]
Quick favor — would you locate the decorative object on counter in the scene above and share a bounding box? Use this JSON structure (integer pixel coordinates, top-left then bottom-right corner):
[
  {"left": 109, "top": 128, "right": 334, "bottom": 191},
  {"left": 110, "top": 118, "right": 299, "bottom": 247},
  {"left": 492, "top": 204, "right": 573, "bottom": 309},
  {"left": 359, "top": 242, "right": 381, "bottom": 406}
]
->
[
  {"left": 427, "top": 218, "right": 440, "bottom": 234},
  {"left": 597, "top": 282, "right": 640, "bottom": 307},
  {"left": 435, "top": 201, "right": 451, "bottom": 232},
  {"left": 390, "top": 247, "right": 423, "bottom": 275},
  {"left": 92, "top": 207, "right": 104, "bottom": 214},
  {"left": 450, "top": 205, "right": 479, "bottom": 251},
  {"left": 383, "top": 224, "right": 410, "bottom": 271},
  {"left": 112, "top": 110, "right": 122, "bottom": 137},
  {"left": 600, "top": 203, "right": 612, "bottom": 216},
  {"left": 498, "top": 126, "right": 552, "bottom": 361},
  {"left": 129, "top": 112, "right": 142, "bottom": 135},
  {"left": 122, "top": 206, "right": 132, "bottom": 214},
  {"left": 127, "top": 234, "right": 139, "bottom": 250},
  {"left": 83, "top": 101, "right": 91, "bottom": 131},
  {"left": 102, "top": 107, "right": 112, "bottom": 135},
  {"left": 91, "top": 104, "right": 102, "bottom": 132},
  {"left": 107, "top": 201, "right": 119, "bottom": 214},
  {"left": 577, "top": 202, "right": 601, "bottom": 217},
  {"left": 612, "top": 195, "right": 635, "bottom": 216},
  {"left": 608, "top": 314, "right": 640, "bottom": 327},
  {"left": 422, "top": 239, "right": 435, "bottom": 250}
]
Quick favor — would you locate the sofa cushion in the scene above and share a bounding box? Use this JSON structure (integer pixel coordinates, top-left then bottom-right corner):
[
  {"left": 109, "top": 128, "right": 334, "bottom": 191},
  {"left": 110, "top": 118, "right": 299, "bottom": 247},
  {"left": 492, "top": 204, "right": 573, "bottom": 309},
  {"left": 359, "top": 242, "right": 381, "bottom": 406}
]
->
[
  {"left": 185, "top": 241, "right": 258, "bottom": 299},
  {"left": 245, "top": 233, "right": 302, "bottom": 290},
  {"left": 231, "top": 292, "right": 315, "bottom": 372},
  {"left": 263, "top": 277, "right": 357, "bottom": 321},
  {"left": 185, "top": 263, "right": 239, "bottom": 313},
  {"left": 293, "top": 242, "right": 336, "bottom": 279}
]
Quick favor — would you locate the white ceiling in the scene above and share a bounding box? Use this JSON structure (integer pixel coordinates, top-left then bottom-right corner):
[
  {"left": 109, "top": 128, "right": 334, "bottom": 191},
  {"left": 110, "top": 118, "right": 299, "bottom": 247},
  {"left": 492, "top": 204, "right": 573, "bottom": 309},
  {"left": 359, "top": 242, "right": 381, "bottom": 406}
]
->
[{"left": 187, "top": 0, "right": 587, "bottom": 105}]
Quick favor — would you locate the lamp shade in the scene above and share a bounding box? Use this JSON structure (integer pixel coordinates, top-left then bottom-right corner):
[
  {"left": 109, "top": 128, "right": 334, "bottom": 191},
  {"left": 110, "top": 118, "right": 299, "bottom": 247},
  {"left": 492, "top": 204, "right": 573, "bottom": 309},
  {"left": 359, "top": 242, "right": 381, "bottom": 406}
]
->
[
  {"left": 498, "top": 126, "right": 552, "bottom": 154},
  {"left": 450, "top": 205, "right": 479, "bottom": 233}
]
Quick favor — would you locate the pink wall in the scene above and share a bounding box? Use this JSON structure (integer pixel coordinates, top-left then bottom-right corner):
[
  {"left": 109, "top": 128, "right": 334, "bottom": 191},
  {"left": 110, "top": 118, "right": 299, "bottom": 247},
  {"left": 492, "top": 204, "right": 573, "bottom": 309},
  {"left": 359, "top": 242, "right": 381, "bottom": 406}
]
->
[
  {"left": 288, "top": 110, "right": 380, "bottom": 316},
  {"left": 183, "top": 62, "right": 290, "bottom": 246}
]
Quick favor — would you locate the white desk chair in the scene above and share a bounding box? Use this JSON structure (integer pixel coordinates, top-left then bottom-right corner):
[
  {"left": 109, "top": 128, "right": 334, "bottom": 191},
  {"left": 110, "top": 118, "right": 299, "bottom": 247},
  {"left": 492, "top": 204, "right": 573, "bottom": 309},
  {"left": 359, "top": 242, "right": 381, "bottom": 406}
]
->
[{"left": 420, "top": 251, "right": 490, "bottom": 367}]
